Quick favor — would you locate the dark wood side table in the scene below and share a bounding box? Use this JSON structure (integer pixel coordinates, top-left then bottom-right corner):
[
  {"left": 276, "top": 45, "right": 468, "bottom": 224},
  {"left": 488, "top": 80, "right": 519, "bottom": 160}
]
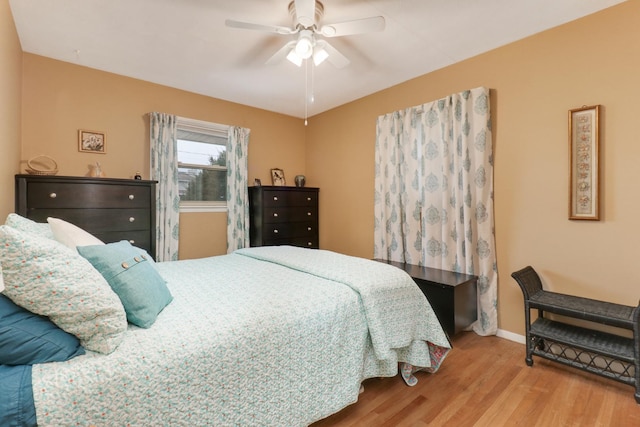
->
[{"left": 374, "top": 259, "right": 478, "bottom": 337}]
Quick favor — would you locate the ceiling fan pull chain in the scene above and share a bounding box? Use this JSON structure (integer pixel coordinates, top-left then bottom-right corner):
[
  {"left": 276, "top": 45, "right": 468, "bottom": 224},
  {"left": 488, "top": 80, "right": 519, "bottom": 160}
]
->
[{"left": 305, "top": 59, "right": 309, "bottom": 126}]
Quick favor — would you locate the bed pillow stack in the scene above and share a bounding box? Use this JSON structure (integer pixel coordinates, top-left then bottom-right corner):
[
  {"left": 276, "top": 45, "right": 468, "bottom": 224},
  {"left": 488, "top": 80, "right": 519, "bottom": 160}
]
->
[{"left": 0, "top": 215, "right": 127, "bottom": 355}]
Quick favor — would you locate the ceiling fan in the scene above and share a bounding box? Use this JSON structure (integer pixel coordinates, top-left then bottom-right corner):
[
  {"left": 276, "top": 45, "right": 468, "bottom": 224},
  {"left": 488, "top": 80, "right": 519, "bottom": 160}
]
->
[{"left": 225, "top": 0, "right": 385, "bottom": 69}]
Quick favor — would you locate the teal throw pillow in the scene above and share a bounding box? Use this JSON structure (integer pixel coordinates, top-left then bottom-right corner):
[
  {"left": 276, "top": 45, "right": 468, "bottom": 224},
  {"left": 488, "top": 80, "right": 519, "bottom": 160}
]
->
[
  {"left": 0, "top": 294, "right": 85, "bottom": 365},
  {"left": 78, "top": 241, "right": 173, "bottom": 328}
]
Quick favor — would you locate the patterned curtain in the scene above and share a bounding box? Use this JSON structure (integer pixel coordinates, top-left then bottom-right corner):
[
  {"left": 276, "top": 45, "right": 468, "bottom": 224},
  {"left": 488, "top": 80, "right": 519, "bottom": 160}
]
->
[
  {"left": 374, "top": 87, "right": 497, "bottom": 335},
  {"left": 149, "top": 112, "right": 180, "bottom": 262},
  {"left": 226, "top": 126, "right": 250, "bottom": 253}
]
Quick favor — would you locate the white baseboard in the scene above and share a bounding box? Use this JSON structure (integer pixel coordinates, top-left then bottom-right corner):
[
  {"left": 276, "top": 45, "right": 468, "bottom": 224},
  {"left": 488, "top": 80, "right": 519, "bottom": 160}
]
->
[{"left": 496, "top": 328, "right": 526, "bottom": 344}]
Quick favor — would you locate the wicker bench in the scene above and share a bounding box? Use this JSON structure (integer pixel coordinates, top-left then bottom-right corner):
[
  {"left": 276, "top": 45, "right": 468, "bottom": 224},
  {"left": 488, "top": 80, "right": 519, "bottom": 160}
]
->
[{"left": 511, "top": 266, "right": 640, "bottom": 403}]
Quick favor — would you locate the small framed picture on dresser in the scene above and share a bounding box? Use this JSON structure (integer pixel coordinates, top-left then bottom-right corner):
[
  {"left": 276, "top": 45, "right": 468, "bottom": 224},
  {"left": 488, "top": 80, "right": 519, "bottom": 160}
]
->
[
  {"left": 78, "top": 129, "right": 106, "bottom": 154},
  {"left": 271, "top": 168, "right": 286, "bottom": 186}
]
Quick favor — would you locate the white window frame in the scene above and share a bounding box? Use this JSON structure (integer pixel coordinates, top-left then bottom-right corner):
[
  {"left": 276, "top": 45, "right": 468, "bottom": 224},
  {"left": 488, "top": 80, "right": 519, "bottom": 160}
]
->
[{"left": 177, "top": 116, "right": 229, "bottom": 213}]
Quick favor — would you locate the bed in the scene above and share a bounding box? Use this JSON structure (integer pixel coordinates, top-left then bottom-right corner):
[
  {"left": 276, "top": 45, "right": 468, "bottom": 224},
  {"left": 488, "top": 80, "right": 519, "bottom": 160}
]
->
[{"left": 0, "top": 214, "right": 450, "bottom": 426}]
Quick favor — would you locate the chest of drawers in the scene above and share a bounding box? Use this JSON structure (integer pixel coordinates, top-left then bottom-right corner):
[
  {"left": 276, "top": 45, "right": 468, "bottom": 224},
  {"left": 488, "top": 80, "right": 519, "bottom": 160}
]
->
[
  {"left": 248, "top": 186, "right": 319, "bottom": 249},
  {"left": 15, "top": 175, "right": 157, "bottom": 256}
]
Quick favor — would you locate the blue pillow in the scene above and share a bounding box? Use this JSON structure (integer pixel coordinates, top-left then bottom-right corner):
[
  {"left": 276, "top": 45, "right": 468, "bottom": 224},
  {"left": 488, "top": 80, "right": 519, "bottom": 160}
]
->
[
  {"left": 0, "top": 365, "right": 37, "bottom": 427},
  {"left": 78, "top": 241, "right": 173, "bottom": 328},
  {"left": 0, "top": 294, "right": 85, "bottom": 365}
]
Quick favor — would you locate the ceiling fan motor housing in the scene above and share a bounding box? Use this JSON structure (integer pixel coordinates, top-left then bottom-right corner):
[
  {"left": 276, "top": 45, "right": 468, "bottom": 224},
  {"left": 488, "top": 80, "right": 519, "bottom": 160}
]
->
[{"left": 288, "top": 0, "right": 324, "bottom": 29}]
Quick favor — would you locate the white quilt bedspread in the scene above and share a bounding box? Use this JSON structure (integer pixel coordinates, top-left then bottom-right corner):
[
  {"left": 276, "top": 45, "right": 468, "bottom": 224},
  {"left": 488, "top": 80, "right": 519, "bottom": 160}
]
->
[
  {"left": 32, "top": 248, "right": 450, "bottom": 426},
  {"left": 235, "top": 246, "right": 450, "bottom": 361}
]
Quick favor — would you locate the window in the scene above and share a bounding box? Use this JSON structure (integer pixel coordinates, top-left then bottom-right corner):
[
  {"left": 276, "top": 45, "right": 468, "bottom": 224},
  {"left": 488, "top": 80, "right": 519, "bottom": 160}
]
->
[{"left": 176, "top": 117, "right": 229, "bottom": 213}]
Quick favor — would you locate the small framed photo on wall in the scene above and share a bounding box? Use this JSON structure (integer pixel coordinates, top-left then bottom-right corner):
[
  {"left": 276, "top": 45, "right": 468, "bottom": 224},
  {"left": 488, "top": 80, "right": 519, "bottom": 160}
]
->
[{"left": 78, "top": 129, "right": 106, "bottom": 154}]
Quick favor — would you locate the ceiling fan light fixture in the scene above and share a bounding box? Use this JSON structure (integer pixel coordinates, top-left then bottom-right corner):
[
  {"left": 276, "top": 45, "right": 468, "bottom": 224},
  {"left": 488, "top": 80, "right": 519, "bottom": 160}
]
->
[
  {"left": 313, "top": 47, "right": 329, "bottom": 66},
  {"left": 295, "top": 30, "right": 314, "bottom": 59},
  {"left": 286, "top": 49, "right": 303, "bottom": 66}
]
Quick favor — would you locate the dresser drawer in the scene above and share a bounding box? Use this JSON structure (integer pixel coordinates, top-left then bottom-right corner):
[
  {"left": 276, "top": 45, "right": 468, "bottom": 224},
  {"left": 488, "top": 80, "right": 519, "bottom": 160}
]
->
[
  {"left": 263, "top": 207, "right": 316, "bottom": 223},
  {"left": 263, "top": 222, "right": 317, "bottom": 239},
  {"left": 92, "top": 230, "right": 151, "bottom": 251},
  {"left": 27, "top": 209, "right": 151, "bottom": 233},
  {"left": 262, "top": 190, "right": 318, "bottom": 207},
  {"left": 26, "top": 182, "right": 151, "bottom": 209}
]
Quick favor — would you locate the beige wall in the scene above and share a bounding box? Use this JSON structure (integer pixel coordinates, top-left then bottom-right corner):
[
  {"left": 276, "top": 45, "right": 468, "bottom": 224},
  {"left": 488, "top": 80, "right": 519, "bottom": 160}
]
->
[
  {"left": 20, "top": 54, "right": 306, "bottom": 260},
  {"left": 307, "top": 1, "right": 640, "bottom": 335},
  {"left": 7, "top": 2, "right": 640, "bottom": 336},
  {"left": 0, "top": 0, "right": 22, "bottom": 219}
]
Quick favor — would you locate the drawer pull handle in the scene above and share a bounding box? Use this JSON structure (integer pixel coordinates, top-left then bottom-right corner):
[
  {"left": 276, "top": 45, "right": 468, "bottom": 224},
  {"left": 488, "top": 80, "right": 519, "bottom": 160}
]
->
[
  {"left": 308, "top": 227, "right": 312, "bottom": 231},
  {"left": 308, "top": 242, "right": 313, "bottom": 246},
  {"left": 273, "top": 196, "right": 278, "bottom": 201},
  {"left": 307, "top": 212, "right": 312, "bottom": 216},
  {"left": 129, "top": 194, "right": 135, "bottom": 200},
  {"left": 273, "top": 213, "right": 278, "bottom": 217},
  {"left": 273, "top": 229, "right": 279, "bottom": 234},
  {"left": 307, "top": 197, "right": 311, "bottom": 201},
  {"left": 49, "top": 193, "right": 57, "bottom": 199},
  {"left": 129, "top": 217, "right": 135, "bottom": 222},
  {"left": 129, "top": 240, "right": 135, "bottom": 244}
]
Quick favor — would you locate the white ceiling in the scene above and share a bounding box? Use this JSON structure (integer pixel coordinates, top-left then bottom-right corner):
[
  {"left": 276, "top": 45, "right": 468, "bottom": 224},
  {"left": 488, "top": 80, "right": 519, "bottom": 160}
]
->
[{"left": 9, "top": 0, "right": 626, "bottom": 119}]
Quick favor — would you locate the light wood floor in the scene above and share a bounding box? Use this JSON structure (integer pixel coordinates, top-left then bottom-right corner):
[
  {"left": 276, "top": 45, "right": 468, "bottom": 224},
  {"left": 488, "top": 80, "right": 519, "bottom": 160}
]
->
[{"left": 311, "top": 332, "right": 640, "bottom": 426}]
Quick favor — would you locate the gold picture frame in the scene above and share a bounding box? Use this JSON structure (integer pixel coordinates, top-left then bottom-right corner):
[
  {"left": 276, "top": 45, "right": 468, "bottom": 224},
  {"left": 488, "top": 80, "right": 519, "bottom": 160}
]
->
[
  {"left": 569, "top": 105, "right": 600, "bottom": 220},
  {"left": 271, "top": 168, "right": 286, "bottom": 186},
  {"left": 78, "top": 129, "right": 106, "bottom": 153}
]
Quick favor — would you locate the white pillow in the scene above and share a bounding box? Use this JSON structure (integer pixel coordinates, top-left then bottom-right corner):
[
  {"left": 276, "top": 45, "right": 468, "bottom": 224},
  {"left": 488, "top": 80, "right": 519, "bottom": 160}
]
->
[
  {"left": 0, "top": 265, "right": 4, "bottom": 293},
  {"left": 0, "top": 225, "right": 127, "bottom": 354},
  {"left": 47, "top": 217, "right": 104, "bottom": 250}
]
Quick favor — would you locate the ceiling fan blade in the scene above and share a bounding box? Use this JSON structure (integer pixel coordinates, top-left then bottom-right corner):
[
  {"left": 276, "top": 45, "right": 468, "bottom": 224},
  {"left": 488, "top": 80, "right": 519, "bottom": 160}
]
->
[
  {"left": 266, "top": 41, "right": 296, "bottom": 65},
  {"left": 225, "top": 19, "right": 295, "bottom": 35},
  {"left": 294, "top": 0, "right": 316, "bottom": 28},
  {"left": 319, "top": 16, "right": 385, "bottom": 37},
  {"left": 317, "top": 40, "right": 350, "bottom": 69}
]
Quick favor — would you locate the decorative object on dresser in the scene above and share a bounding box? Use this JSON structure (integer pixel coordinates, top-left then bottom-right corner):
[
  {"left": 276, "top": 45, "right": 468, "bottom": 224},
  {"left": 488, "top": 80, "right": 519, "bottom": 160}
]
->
[
  {"left": 512, "top": 265, "right": 640, "bottom": 403},
  {"left": 374, "top": 259, "right": 478, "bottom": 337},
  {"left": 294, "top": 174, "right": 306, "bottom": 187},
  {"left": 249, "top": 186, "right": 319, "bottom": 249},
  {"left": 25, "top": 155, "right": 58, "bottom": 176},
  {"left": 270, "top": 168, "right": 286, "bottom": 186},
  {"left": 87, "top": 161, "right": 105, "bottom": 177},
  {"left": 15, "top": 175, "right": 157, "bottom": 257}
]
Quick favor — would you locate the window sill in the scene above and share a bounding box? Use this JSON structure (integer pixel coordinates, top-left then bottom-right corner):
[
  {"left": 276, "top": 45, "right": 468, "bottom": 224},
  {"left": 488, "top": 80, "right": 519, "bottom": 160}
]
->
[{"left": 180, "top": 204, "right": 228, "bottom": 213}]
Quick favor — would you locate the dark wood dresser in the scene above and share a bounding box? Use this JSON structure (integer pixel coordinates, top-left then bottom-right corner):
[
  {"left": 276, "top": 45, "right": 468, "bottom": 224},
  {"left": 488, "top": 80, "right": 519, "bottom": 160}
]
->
[
  {"left": 375, "top": 259, "right": 478, "bottom": 337},
  {"left": 248, "top": 186, "right": 319, "bottom": 249},
  {"left": 15, "top": 175, "right": 157, "bottom": 257}
]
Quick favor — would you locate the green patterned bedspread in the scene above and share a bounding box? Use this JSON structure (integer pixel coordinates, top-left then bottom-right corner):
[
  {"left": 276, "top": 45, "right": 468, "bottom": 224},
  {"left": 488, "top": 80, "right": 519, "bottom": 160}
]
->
[{"left": 32, "top": 247, "right": 450, "bottom": 426}]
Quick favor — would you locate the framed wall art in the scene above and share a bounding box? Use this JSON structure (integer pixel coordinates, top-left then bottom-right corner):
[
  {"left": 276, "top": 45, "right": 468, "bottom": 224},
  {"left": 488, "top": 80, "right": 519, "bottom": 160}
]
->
[
  {"left": 271, "top": 168, "right": 286, "bottom": 186},
  {"left": 568, "top": 105, "right": 600, "bottom": 220},
  {"left": 78, "top": 129, "right": 106, "bottom": 153}
]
